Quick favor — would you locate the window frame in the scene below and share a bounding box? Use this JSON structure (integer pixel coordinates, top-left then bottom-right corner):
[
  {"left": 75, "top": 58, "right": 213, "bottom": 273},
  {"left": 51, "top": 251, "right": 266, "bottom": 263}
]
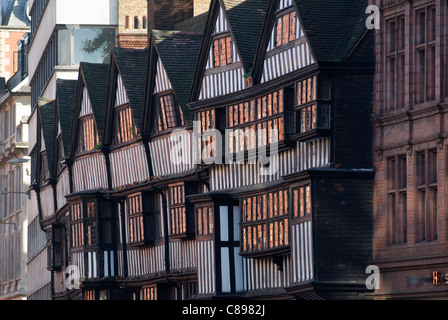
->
[
  {"left": 225, "top": 89, "right": 287, "bottom": 155},
  {"left": 212, "top": 33, "right": 233, "bottom": 68},
  {"left": 127, "top": 193, "right": 146, "bottom": 246},
  {"left": 292, "top": 183, "right": 312, "bottom": 222},
  {"left": 385, "top": 14, "right": 406, "bottom": 110},
  {"left": 126, "top": 192, "right": 156, "bottom": 247},
  {"left": 386, "top": 154, "right": 408, "bottom": 246},
  {"left": 274, "top": 8, "right": 297, "bottom": 48},
  {"left": 46, "top": 224, "right": 64, "bottom": 271},
  {"left": 113, "top": 103, "right": 138, "bottom": 145},
  {"left": 294, "top": 74, "right": 331, "bottom": 141},
  {"left": 196, "top": 204, "right": 214, "bottom": 239},
  {"left": 415, "top": 148, "right": 438, "bottom": 243},
  {"left": 168, "top": 183, "right": 194, "bottom": 239},
  {"left": 414, "top": 5, "right": 436, "bottom": 104},
  {"left": 70, "top": 202, "right": 85, "bottom": 248},
  {"left": 156, "top": 92, "right": 183, "bottom": 133},
  {"left": 77, "top": 114, "right": 99, "bottom": 154},
  {"left": 240, "top": 188, "right": 290, "bottom": 257}
]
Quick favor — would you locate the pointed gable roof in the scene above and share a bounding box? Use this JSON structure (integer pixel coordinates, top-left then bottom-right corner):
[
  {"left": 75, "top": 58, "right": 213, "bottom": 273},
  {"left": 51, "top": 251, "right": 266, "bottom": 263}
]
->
[
  {"left": 152, "top": 29, "right": 203, "bottom": 123},
  {"left": 55, "top": 79, "right": 77, "bottom": 157},
  {"left": 294, "top": 0, "right": 368, "bottom": 63},
  {"left": 222, "top": 0, "right": 268, "bottom": 73},
  {"left": 79, "top": 62, "right": 110, "bottom": 137},
  {"left": 190, "top": 0, "right": 268, "bottom": 102},
  {"left": 111, "top": 47, "right": 149, "bottom": 131},
  {"left": 38, "top": 98, "right": 55, "bottom": 170}
]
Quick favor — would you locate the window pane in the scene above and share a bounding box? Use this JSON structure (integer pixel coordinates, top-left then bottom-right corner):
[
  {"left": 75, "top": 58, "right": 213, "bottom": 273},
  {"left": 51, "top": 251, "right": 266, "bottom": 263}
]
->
[{"left": 73, "top": 27, "right": 116, "bottom": 64}]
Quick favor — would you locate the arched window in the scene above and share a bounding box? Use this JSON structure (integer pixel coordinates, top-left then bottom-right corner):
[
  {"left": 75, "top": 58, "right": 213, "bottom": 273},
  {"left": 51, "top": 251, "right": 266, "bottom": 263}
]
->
[{"left": 134, "top": 16, "right": 139, "bottom": 29}]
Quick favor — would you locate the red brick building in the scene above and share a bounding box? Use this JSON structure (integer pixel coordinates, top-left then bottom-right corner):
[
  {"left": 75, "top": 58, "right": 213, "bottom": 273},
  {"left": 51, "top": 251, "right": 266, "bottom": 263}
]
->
[
  {"left": 117, "top": 0, "right": 148, "bottom": 49},
  {"left": 0, "top": 0, "right": 30, "bottom": 80},
  {"left": 372, "top": 0, "right": 448, "bottom": 299}
]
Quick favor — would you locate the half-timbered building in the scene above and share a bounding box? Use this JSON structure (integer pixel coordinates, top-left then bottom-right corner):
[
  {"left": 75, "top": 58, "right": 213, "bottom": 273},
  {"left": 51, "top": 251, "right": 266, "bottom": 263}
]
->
[
  {"left": 186, "top": 0, "right": 375, "bottom": 299},
  {"left": 28, "top": 97, "right": 55, "bottom": 300},
  {"left": 45, "top": 79, "right": 77, "bottom": 300},
  {"left": 64, "top": 61, "right": 117, "bottom": 300},
  {"left": 40, "top": 0, "right": 376, "bottom": 300}
]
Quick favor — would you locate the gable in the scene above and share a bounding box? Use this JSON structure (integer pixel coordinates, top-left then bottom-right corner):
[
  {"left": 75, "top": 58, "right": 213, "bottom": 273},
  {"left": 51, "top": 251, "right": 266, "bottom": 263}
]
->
[
  {"left": 73, "top": 77, "right": 100, "bottom": 155},
  {"left": 80, "top": 86, "right": 94, "bottom": 117},
  {"left": 55, "top": 79, "right": 77, "bottom": 157},
  {"left": 115, "top": 73, "right": 130, "bottom": 106},
  {"left": 260, "top": 0, "right": 316, "bottom": 84},
  {"left": 198, "top": 5, "right": 246, "bottom": 101},
  {"left": 151, "top": 30, "right": 203, "bottom": 126},
  {"left": 154, "top": 56, "right": 173, "bottom": 95},
  {"left": 112, "top": 71, "right": 138, "bottom": 145}
]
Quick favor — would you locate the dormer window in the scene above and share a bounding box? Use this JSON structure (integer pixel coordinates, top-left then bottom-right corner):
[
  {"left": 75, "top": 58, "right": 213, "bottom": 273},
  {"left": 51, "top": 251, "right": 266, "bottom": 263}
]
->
[
  {"left": 213, "top": 34, "right": 232, "bottom": 67},
  {"left": 77, "top": 115, "right": 99, "bottom": 153},
  {"left": 126, "top": 192, "right": 157, "bottom": 246},
  {"left": 114, "top": 105, "right": 137, "bottom": 144},
  {"left": 168, "top": 182, "right": 195, "bottom": 238},
  {"left": 157, "top": 93, "right": 184, "bottom": 132},
  {"left": 275, "top": 10, "right": 296, "bottom": 48}
]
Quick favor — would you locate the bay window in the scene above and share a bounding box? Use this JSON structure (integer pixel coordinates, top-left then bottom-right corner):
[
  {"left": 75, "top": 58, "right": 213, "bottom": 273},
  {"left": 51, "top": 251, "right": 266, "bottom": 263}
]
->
[
  {"left": 295, "top": 75, "right": 331, "bottom": 140},
  {"left": 77, "top": 115, "right": 99, "bottom": 153},
  {"left": 156, "top": 93, "right": 184, "bottom": 132},
  {"left": 227, "top": 89, "right": 287, "bottom": 155},
  {"left": 169, "top": 183, "right": 195, "bottom": 238},
  {"left": 126, "top": 192, "right": 156, "bottom": 246},
  {"left": 114, "top": 105, "right": 137, "bottom": 145},
  {"left": 240, "top": 189, "right": 290, "bottom": 256}
]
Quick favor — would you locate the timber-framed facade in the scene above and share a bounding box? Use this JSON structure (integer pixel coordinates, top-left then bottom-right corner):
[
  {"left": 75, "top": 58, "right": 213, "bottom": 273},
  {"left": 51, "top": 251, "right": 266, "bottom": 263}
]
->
[{"left": 34, "top": 0, "right": 376, "bottom": 300}]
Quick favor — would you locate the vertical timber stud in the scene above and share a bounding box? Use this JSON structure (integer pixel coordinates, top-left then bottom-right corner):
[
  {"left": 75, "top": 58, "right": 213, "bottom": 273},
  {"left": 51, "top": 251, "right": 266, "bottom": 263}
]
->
[
  {"left": 215, "top": 200, "right": 240, "bottom": 295},
  {"left": 155, "top": 188, "right": 170, "bottom": 276}
]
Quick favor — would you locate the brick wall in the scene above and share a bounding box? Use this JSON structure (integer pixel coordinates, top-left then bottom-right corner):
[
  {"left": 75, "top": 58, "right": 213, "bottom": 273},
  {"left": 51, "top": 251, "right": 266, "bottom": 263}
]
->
[
  {"left": 147, "top": 0, "right": 211, "bottom": 31},
  {"left": 0, "top": 28, "right": 28, "bottom": 80},
  {"left": 118, "top": 0, "right": 148, "bottom": 48},
  {"left": 194, "top": 0, "right": 211, "bottom": 16}
]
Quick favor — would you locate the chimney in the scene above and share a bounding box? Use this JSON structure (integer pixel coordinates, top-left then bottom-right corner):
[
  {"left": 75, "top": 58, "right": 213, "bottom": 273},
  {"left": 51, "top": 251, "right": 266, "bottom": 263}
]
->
[{"left": 117, "top": 0, "right": 149, "bottom": 49}]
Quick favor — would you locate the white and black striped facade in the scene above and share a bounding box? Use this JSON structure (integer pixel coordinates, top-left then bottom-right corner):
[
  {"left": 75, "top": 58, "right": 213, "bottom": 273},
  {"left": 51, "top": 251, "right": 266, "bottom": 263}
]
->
[{"left": 34, "top": 0, "right": 375, "bottom": 301}]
